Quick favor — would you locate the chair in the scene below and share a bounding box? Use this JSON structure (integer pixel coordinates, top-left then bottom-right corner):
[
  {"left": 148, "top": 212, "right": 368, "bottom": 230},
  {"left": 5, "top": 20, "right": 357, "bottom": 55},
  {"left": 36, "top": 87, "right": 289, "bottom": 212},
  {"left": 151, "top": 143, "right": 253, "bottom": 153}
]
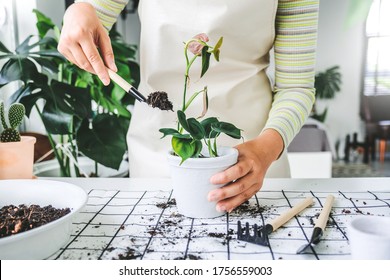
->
[
  {"left": 362, "top": 95, "right": 390, "bottom": 163},
  {"left": 287, "top": 118, "right": 333, "bottom": 178}
]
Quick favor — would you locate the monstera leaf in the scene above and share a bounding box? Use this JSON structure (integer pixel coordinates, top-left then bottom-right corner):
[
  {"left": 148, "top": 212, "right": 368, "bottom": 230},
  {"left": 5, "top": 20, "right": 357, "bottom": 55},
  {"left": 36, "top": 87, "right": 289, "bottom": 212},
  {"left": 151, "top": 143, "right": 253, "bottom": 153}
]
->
[{"left": 77, "top": 114, "right": 130, "bottom": 169}]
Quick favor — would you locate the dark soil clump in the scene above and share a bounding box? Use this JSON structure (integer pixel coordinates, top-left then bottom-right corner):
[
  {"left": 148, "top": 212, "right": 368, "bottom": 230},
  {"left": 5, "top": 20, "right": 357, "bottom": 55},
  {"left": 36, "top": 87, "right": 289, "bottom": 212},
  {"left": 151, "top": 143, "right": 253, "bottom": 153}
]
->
[
  {"left": 156, "top": 198, "right": 176, "bottom": 209},
  {"left": 147, "top": 91, "right": 173, "bottom": 111},
  {"left": 174, "top": 254, "right": 203, "bottom": 260},
  {"left": 114, "top": 247, "right": 141, "bottom": 260},
  {"left": 0, "top": 204, "right": 71, "bottom": 238},
  {"left": 233, "top": 200, "right": 267, "bottom": 217}
]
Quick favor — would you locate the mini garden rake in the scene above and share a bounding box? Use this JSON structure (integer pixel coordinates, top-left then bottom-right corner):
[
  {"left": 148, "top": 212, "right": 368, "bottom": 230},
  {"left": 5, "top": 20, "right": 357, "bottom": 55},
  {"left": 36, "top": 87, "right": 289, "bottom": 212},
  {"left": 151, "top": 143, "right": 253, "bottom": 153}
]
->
[{"left": 237, "top": 197, "right": 314, "bottom": 246}]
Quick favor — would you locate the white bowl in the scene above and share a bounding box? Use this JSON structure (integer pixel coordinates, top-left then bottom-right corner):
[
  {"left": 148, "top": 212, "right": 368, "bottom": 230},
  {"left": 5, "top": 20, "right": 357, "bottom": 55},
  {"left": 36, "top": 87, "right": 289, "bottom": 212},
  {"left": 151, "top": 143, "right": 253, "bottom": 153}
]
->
[{"left": 0, "top": 179, "right": 87, "bottom": 259}]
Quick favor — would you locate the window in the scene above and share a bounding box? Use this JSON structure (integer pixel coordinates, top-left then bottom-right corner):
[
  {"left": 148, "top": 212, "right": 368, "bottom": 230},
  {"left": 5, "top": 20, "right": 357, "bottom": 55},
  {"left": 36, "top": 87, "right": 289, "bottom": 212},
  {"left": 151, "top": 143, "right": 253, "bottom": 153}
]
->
[{"left": 364, "top": 0, "right": 390, "bottom": 96}]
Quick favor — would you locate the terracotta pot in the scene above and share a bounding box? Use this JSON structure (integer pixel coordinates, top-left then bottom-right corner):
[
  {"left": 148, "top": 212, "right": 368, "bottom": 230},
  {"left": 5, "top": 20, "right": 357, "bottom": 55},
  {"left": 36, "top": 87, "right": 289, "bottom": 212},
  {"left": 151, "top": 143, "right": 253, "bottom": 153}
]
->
[
  {"left": 167, "top": 146, "right": 238, "bottom": 218},
  {"left": 0, "top": 136, "right": 36, "bottom": 179}
]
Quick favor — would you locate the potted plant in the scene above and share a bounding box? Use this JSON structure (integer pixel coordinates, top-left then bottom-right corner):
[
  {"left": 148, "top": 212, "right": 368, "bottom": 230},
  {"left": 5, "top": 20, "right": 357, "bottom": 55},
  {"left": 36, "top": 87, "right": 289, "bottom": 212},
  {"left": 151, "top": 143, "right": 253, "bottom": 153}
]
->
[
  {"left": 311, "top": 65, "right": 342, "bottom": 122},
  {"left": 0, "top": 10, "right": 139, "bottom": 177},
  {"left": 159, "top": 34, "right": 242, "bottom": 218},
  {"left": 0, "top": 102, "right": 36, "bottom": 179}
]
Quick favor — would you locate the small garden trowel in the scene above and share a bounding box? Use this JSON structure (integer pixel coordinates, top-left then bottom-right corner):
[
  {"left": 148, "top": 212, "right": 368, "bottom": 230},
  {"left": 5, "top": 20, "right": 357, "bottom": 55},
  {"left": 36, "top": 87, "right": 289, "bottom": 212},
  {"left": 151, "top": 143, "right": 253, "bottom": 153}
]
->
[
  {"left": 107, "top": 68, "right": 173, "bottom": 110},
  {"left": 107, "top": 68, "right": 147, "bottom": 103},
  {"left": 296, "top": 194, "right": 335, "bottom": 254}
]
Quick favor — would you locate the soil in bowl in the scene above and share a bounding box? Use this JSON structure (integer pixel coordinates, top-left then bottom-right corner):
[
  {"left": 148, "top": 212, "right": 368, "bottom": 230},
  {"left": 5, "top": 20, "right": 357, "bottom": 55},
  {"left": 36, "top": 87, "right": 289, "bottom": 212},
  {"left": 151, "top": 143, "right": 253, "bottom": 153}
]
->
[{"left": 0, "top": 204, "right": 71, "bottom": 238}]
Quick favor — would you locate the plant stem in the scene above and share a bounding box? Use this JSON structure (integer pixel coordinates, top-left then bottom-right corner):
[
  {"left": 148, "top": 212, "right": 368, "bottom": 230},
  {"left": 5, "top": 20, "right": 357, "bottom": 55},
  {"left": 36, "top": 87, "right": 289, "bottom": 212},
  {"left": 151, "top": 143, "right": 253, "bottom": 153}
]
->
[
  {"left": 182, "top": 39, "right": 202, "bottom": 112},
  {"left": 213, "top": 136, "right": 218, "bottom": 157},
  {"left": 35, "top": 105, "right": 69, "bottom": 176},
  {"left": 183, "top": 88, "right": 205, "bottom": 112}
]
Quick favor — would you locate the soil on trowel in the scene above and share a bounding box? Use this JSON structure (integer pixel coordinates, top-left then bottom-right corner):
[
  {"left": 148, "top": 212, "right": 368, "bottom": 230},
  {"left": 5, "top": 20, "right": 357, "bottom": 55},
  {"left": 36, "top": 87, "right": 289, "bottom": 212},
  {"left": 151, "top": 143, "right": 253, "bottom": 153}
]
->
[
  {"left": 0, "top": 204, "right": 71, "bottom": 238},
  {"left": 146, "top": 91, "right": 173, "bottom": 111}
]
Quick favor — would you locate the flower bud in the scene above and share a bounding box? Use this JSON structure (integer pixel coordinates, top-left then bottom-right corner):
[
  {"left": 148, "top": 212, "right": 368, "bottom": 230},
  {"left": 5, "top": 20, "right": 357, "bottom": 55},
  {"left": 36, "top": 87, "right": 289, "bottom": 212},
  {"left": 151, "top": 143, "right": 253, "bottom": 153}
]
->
[{"left": 188, "top": 33, "right": 209, "bottom": 55}]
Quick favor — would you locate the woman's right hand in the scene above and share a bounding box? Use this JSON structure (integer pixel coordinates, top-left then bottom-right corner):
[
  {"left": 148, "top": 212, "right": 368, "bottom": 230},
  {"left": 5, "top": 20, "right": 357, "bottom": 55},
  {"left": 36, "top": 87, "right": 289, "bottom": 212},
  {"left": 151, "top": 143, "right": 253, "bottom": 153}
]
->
[{"left": 58, "top": 2, "right": 116, "bottom": 85}]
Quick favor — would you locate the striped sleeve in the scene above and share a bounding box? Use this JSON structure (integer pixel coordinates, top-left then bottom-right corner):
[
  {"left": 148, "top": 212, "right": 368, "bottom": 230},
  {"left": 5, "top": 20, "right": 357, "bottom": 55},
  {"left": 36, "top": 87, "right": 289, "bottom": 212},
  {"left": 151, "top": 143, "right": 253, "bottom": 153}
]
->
[
  {"left": 262, "top": 0, "right": 319, "bottom": 147},
  {"left": 75, "top": 0, "right": 128, "bottom": 31}
]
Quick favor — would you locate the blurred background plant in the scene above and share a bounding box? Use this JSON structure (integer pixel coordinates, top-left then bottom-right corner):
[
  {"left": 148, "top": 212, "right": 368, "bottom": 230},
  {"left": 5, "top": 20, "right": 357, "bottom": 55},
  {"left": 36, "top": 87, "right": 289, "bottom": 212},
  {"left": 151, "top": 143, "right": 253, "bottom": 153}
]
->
[
  {"left": 311, "top": 65, "right": 342, "bottom": 122},
  {"left": 0, "top": 9, "right": 139, "bottom": 177}
]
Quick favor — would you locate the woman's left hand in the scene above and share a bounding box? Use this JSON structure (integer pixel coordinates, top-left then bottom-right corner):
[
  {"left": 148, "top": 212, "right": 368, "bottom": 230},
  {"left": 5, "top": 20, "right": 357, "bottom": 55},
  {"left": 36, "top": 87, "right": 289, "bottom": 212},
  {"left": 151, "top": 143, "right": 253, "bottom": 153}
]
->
[{"left": 207, "top": 129, "right": 284, "bottom": 213}]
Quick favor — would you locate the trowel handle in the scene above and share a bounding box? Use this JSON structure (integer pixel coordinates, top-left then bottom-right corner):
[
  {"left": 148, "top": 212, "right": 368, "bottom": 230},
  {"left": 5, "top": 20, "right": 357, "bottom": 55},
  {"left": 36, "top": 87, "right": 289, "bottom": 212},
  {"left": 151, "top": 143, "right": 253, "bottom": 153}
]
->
[
  {"left": 270, "top": 197, "right": 314, "bottom": 231},
  {"left": 315, "top": 194, "right": 335, "bottom": 230}
]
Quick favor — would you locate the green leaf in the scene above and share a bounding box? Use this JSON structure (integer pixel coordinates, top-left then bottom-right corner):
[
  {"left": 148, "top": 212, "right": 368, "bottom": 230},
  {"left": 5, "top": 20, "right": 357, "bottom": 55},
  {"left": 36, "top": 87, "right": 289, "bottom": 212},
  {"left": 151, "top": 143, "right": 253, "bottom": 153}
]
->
[
  {"left": 177, "top": 110, "right": 190, "bottom": 132},
  {"left": 17, "top": 79, "right": 91, "bottom": 133},
  {"left": 17, "top": 87, "right": 44, "bottom": 117},
  {"left": 200, "top": 117, "right": 219, "bottom": 138},
  {"left": 200, "top": 46, "right": 211, "bottom": 78},
  {"left": 89, "top": 82, "right": 131, "bottom": 119},
  {"left": 33, "top": 9, "right": 56, "bottom": 38},
  {"left": 32, "top": 57, "right": 59, "bottom": 74},
  {"left": 0, "top": 54, "right": 15, "bottom": 60},
  {"left": 159, "top": 128, "right": 179, "bottom": 138},
  {"left": 172, "top": 136, "right": 195, "bottom": 164},
  {"left": 111, "top": 36, "right": 137, "bottom": 59},
  {"left": 111, "top": 61, "right": 131, "bottom": 101},
  {"left": 213, "top": 37, "right": 223, "bottom": 61},
  {"left": 197, "top": 87, "right": 208, "bottom": 118},
  {"left": 126, "top": 60, "right": 140, "bottom": 88},
  {"left": 192, "top": 139, "right": 203, "bottom": 158},
  {"left": 159, "top": 128, "right": 191, "bottom": 139},
  {"left": 187, "top": 117, "right": 205, "bottom": 140},
  {"left": 15, "top": 36, "right": 60, "bottom": 56},
  {"left": 214, "top": 37, "right": 223, "bottom": 51},
  {"left": 315, "top": 66, "right": 342, "bottom": 99},
  {"left": 77, "top": 114, "right": 130, "bottom": 169},
  {"left": 41, "top": 104, "right": 74, "bottom": 134},
  {"left": 0, "top": 58, "right": 40, "bottom": 87},
  {"left": 0, "top": 41, "right": 11, "bottom": 54},
  {"left": 50, "top": 80, "right": 91, "bottom": 119},
  {"left": 213, "top": 49, "right": 220, "bottom": 62},
  {"left": 15, "top": 35, "right": 34, "bottom": 54},
  {"left": 212, "top": 122, "right": 242, "bottom": 139}
]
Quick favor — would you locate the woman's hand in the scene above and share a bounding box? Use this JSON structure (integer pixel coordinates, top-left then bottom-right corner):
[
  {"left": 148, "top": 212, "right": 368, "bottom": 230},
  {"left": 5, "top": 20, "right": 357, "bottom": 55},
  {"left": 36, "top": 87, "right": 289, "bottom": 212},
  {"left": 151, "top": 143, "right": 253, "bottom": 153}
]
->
[
  {"left": 58, "top": 2, "right": 116, "bottom": 85},
  {"left": 208, "top": 129, "right": 284, "bottom": 213}
]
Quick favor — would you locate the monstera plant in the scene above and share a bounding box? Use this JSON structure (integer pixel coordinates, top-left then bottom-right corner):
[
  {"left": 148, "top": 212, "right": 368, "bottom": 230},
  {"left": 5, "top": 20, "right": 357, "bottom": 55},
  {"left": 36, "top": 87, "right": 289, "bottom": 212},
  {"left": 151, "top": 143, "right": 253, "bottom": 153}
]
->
[
  {"left": 0, "top": 10, "right": 139, "bottom": 176},
  {"left": 311, "top": 65, "right": 342, "bottom": 122}
]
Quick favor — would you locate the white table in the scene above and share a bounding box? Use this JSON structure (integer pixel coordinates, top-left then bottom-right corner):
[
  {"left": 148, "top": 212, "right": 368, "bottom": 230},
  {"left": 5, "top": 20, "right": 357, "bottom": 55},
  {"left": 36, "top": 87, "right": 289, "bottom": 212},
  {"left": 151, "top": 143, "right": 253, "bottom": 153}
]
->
[{"left": 43, "top": 177, "right": 390, "bottom": 260}]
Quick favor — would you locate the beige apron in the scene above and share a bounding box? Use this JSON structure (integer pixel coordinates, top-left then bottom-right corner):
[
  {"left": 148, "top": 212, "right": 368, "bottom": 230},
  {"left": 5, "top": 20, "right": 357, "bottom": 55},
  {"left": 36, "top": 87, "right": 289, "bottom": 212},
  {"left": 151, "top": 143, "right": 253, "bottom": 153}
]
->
[{"left": 127, "top": 0, "right": 290, "bottom": 178}]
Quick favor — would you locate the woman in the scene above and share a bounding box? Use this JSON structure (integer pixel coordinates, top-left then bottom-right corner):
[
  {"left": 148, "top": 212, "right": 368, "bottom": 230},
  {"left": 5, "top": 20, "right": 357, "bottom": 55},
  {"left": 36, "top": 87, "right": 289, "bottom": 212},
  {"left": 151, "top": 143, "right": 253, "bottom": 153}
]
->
[{"left": 58, "top": 0, "right": 319, "bottom": 213}]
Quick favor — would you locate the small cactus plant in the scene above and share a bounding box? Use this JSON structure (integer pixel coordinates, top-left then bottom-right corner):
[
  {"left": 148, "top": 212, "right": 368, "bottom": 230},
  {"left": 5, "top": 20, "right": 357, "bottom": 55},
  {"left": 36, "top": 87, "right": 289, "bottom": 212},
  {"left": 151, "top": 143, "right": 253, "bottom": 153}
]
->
[{"left": 0, "top": 101, "right": 26, "bottom": 142}]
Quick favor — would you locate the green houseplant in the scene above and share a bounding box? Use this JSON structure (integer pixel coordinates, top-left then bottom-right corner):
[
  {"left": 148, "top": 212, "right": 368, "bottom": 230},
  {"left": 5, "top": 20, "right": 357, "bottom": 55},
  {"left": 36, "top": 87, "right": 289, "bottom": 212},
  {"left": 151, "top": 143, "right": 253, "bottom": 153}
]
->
[
  {"left": 159, "top": 34, "right": 242, "bottom": 218},
  {"left": 0, "top": 102, "right": 36, "bottom": 179},
  {"left": 311, "top": 65, "right": 342, "bottom": 122},
  {"left": 0, "top": 10, "right": 139, "bottom": 177}
]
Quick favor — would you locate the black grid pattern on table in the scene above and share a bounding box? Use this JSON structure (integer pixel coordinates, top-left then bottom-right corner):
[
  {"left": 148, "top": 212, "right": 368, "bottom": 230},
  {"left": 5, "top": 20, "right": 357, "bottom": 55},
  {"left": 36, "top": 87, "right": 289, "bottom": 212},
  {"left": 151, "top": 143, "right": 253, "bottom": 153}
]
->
[{"left": 49, "top": 187, "right": 390, "bottom": 260}]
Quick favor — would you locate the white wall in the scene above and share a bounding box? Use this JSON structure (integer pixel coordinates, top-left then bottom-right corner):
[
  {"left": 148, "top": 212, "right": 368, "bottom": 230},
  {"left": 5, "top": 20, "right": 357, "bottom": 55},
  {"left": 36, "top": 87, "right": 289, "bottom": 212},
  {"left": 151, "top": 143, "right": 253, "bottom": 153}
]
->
[
  {"left": 315, "top": 0, "right": 367, "bottom": 159},
  {"left": 0, "top": 0, "right": 18, "bottom": 104},
  {"left": 115, "top": 7, "right": 140, "bottom": 61},
  {"left": 0, "top": 0, "right": 66, "bottom": 133}
]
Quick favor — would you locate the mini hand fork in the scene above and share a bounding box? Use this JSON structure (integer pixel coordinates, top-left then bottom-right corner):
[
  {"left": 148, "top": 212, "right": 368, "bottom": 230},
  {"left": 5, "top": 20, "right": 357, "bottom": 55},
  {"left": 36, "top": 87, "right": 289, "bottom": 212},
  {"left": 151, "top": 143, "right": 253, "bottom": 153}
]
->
[{"left": 237, "top": 197, "right": 314, "bottom": 246}]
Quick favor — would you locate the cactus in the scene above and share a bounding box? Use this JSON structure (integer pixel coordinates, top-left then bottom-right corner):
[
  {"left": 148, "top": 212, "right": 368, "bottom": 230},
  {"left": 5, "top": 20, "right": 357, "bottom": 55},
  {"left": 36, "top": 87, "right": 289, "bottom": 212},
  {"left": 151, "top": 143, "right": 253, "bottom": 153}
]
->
[{"left": 0, "top": 101, "right": 25, "bottom": 142}]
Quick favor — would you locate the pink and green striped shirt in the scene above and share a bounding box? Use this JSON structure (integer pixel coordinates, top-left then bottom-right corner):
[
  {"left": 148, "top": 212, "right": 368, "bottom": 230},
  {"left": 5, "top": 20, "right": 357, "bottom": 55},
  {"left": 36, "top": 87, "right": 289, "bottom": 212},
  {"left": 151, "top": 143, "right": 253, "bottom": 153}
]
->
[{"left": 76, "top": 0, "right": 319, "bottom": 148}]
